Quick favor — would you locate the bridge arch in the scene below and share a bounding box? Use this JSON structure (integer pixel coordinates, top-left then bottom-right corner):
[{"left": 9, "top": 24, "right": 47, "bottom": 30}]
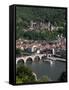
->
[
  {"left": 41, "top": 55, "right": 47, "bottom": 61},
  {"left": 17, "top": 59, "right": 24, "bottom": 65},
  {"left": 26, "top": 57, "right": 33, "bottom": 63},
  {"left": 34, "top": 56, "right": 40, "bottom": 62},
  {"left": 47, "top": 54, "right": 52, "bottom": 57},
  {"left": 41, "top": 55, "right": 47, "bottom": 60}
]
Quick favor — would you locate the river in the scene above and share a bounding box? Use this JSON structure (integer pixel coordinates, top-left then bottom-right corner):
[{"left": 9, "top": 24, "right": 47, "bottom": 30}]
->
[{"left": 24, "top": 60, "right": 66, "bottom": 81}]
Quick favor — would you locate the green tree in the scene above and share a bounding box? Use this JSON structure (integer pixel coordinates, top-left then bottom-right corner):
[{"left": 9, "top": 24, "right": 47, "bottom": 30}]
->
[{"left": 16, "top": 65, "right": 36, "bottom": 84}]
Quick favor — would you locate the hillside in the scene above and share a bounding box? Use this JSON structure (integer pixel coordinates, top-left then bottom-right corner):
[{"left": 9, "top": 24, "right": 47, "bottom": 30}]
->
[{"left": 16, "top": 6, "right": 67, "bottom": 40}]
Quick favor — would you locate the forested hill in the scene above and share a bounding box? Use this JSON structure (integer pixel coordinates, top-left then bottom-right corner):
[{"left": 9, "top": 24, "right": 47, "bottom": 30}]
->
[
  {"left": 16, "top": 6, "right": 66, "bottom": 25},
  {"left": 16, "top": 6, "right": 66, "bottom": 40}
]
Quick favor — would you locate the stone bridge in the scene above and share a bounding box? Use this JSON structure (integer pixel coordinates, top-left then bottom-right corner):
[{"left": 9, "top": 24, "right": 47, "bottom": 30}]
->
[{"left": 16, "top": 53, "right": 52, "bottom": 64}]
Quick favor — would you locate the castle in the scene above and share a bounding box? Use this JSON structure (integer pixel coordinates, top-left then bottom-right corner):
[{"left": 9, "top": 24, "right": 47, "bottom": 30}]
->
[{"left": 28, "top": 20, "right": 63, "bottom": 31}]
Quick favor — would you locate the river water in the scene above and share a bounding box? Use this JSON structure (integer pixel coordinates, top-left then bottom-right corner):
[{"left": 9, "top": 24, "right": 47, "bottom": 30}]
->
[{"left": 24, "top": 60, "right": 66, "bottom": 81}]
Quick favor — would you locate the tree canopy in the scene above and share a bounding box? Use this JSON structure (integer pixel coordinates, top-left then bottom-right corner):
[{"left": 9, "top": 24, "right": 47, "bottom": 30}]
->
[
  {"left": 16, "top": 6, "right": 67, "bottom": 40},
  {"left": 16, "top": 65, "right": 36, "bottom": 84}
]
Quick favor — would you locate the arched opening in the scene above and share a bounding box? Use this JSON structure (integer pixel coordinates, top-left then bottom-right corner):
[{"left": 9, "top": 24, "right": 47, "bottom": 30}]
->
[
  {"left": 34, "top": 56, "right": 40, "bottom": 62},
  {"left": 26, "top": 57, "right": 33, "bottom": 64},
  {"left": 17, "top": 59, "right": 24, "bottom": 65},
  {"left": 48, "top": 54, "right": 51, "bottom": 57},
  {"left": 41, "top": 55, "right": 47, "bottom": 62}
]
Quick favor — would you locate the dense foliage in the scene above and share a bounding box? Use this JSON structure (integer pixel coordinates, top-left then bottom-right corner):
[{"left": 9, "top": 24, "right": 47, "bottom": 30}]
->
[
  {"left": 16, "top": 29, "right": 66, "bottom": 41},
  {"left": 16, "top": 6, "right": 66, "bottom": 24},
  {"left": 16, "top": 6, "right": 66, "bottom": 40},
  {"left": 16, "top": 65, "right": 36, "bottom": 84}
]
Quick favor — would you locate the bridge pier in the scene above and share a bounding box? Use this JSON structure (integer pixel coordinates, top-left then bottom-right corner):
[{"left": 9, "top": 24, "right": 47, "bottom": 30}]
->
[{"left": 24, "top": 60, "right": 26, "bottom": 63}]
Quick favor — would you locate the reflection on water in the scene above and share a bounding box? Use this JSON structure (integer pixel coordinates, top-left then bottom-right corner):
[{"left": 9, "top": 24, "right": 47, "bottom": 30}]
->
[{"left": 25, "top": 60, "right": 66, "bottom": 81}]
